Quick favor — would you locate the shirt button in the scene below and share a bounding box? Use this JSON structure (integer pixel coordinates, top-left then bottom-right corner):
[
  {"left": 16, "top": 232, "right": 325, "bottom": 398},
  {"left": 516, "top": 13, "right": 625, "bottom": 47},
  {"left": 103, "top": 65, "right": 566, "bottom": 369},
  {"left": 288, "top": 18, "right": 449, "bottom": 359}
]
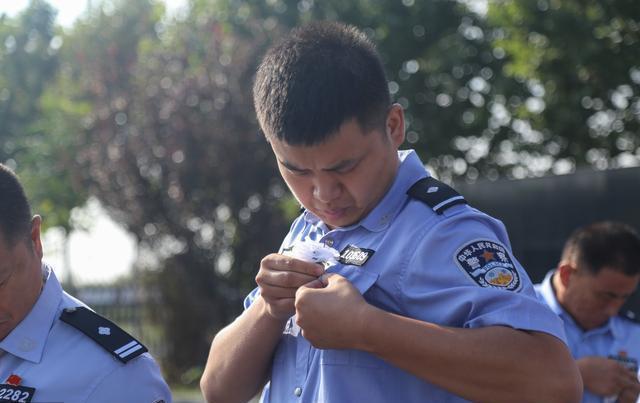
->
[
  {"left": 294, "top": 387, "right": 302, "bottom": 397},
  {"left": 324, "top": 238, "right": 334, "bottom": 247}
]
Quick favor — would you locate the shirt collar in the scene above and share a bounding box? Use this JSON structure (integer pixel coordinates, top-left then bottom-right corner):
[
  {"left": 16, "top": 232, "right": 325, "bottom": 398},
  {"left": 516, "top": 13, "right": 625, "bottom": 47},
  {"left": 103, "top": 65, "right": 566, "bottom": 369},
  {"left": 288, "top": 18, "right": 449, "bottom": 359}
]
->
[
  {"left": 539, "top": 269, "right": 616, "bottom": 337},
  {"left": 0, "top": 262, "right": 63, "bottom": 363},
  {"left": 538, "top": 270, "right": 565, "bottom": 316},
  {"left": 359, "top": 149, "right": 428, "bottom": 232}
]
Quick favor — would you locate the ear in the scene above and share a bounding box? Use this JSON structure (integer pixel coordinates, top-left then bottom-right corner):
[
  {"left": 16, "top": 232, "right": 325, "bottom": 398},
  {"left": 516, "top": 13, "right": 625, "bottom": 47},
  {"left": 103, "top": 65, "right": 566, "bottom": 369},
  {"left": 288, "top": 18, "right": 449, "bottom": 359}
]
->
[
  {"left": 30, "top": 215, "right": 44, "bottom": 260},
  {"left": 557, "top": 263, "right": 575, "bottom": 288},
  {"left": 386, "top": 104, "right": 405, "bottom": 147}
]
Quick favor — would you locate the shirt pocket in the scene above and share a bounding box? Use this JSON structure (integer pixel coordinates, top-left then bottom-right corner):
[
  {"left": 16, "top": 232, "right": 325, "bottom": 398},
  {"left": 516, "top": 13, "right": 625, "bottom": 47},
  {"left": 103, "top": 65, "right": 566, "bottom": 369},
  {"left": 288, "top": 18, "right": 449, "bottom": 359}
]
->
[
  {"left": 320, "top": 265, "right": 381, "bottom": 367},
  {"left": 326, "top": 263, "right": 379, "bottom": 294}
]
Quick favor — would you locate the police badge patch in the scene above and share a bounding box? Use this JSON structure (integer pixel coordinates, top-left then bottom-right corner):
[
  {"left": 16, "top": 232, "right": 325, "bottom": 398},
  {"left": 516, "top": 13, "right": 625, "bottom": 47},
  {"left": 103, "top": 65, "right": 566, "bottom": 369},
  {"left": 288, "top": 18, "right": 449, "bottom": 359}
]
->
[{"left": 454, "top": 240, "right": 521, "bottom": 291}]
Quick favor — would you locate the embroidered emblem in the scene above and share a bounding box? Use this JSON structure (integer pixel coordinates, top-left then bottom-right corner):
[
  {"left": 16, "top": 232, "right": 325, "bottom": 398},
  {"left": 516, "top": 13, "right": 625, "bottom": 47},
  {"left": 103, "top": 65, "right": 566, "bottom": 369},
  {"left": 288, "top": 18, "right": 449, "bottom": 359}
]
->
[
  {"left": 338, "top": 245, "right": 374, "bottom": 266},
  {"left": 454, "top": 240, "right": 521, "bottom": 291},
  {"left": 98, "top": 326, "right": 111, "bottom": 336},
  {"left": 5, "top": 375, "right": 21, "bottom": 386}
]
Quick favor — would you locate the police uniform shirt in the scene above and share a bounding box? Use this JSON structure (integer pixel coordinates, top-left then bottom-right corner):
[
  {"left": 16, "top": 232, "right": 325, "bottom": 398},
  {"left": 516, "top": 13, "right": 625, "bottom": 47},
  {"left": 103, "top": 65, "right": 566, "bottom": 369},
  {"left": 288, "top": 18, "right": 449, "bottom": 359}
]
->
[
  {"left": 0, "top": 263, "right": 171, "bottom": 403},
  {"left": 536, "top": 270, "right": 640, "bottom": 403},
  {"left": 245, "top": 149, "right": 568, "bottom": 403}
]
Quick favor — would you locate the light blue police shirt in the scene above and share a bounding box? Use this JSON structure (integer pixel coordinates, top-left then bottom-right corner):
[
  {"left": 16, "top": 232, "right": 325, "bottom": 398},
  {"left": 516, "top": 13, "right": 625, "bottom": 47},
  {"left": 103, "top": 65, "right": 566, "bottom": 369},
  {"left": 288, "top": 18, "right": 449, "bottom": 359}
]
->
[
  {"left": 536, "top": 270, "right": 640, "bottom": 403},
  {"left": 0, "top": 263, "right": 171, "bottom": 403},
  {"left": 245, "top": 149, "right": 568, "bottom": 403}
]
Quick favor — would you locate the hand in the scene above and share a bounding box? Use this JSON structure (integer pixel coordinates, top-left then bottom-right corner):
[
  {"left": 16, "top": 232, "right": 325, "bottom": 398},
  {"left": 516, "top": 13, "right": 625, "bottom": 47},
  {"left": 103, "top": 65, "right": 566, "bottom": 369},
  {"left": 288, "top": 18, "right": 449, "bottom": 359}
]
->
[
  {"left": 294, "top": 273, "right": 372, "bottom": 350},
  {"left": 617, "top": 383, "right": 640, "bottom": 403},
  {"left": 255, "top": 253, "right": 324, "bottom": 321},
  {"left": 578, "top": 356, "right": 639, "bottom": 397}
]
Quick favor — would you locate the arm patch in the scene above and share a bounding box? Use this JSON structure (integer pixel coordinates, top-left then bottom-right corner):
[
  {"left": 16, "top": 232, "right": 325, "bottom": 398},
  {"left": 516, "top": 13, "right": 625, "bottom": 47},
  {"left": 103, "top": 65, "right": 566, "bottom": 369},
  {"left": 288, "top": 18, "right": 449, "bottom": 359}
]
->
[{"left": 60, "top": 307, "right": 148, "bottom": 363}]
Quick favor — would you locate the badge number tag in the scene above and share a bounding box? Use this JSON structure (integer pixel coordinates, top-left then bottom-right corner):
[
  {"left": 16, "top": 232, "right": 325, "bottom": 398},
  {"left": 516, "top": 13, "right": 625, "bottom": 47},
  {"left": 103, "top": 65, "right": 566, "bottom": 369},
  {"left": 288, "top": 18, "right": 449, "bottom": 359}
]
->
[
  {"left": 0, "top": 384, "right": 35, "bottom": 403},
  {"left": 609, "top": 355, "right": 639, "bottom": 372},
  {"left": 338, "top": 245, "right": 374, "bottom": 267}
]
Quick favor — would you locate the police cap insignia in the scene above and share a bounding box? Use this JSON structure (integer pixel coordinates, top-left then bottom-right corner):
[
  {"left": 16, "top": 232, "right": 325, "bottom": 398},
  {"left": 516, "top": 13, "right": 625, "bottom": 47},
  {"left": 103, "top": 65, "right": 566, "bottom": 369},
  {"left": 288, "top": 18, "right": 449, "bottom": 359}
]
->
[{"left": 454, "top": 240, "right": 521, "bottom": 291}]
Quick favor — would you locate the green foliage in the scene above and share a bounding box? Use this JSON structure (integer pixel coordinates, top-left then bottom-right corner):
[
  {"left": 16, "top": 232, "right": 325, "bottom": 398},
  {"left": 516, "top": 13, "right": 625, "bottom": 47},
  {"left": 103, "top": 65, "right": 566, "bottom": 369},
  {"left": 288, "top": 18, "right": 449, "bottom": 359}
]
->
[
  {"left": 0, "top": 0, "right": 85, "bottom": 231},
  {"left": 488, "top": 0, "right": 640, "bottom": 175}
]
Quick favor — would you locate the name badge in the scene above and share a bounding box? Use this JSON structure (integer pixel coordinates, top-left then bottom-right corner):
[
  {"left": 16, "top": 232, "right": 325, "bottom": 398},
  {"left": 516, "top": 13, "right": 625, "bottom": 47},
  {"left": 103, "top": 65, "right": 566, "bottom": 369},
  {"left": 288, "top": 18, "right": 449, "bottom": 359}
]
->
[
  {"left": 0, "top": 385, "right": 35, "bottom": 403},
  {"left": 338, "top": 245, "right": 375, "bottom": 266},
  {"left": 609, "top": 354, "right": 639, "bottom": 372}
]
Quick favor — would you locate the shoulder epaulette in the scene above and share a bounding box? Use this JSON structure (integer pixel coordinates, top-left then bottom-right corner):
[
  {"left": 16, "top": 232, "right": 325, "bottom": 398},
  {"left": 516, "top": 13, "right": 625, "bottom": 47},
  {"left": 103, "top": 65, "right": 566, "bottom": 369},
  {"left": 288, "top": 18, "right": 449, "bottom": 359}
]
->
[
  {"left": 620, "top": 309, "right": 640, "bottom": 324},
  {"left": 60, "top": 306, "right": 148, "bottom": 363},
  {"left": 407, "top": 177, "right": 467, "bottom": 214}
]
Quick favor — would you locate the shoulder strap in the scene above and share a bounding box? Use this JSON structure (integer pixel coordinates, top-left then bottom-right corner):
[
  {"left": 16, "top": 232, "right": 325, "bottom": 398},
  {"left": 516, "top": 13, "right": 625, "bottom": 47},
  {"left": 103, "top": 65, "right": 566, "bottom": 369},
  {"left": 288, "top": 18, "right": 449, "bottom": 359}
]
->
[
  {"left": 407, "top": 177, "right": 467, "bottom": 214},
  {"left": 60, "top": 306, "right": 148, "bottom": 363},
  {"left": 620, "top": 308, "right": 640, "bottom": 324}
]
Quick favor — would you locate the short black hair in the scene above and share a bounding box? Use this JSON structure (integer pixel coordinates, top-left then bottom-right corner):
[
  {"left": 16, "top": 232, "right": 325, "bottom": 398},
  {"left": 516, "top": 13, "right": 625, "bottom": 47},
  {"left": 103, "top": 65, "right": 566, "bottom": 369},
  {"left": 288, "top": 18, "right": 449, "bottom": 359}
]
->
[
  {"left": 561, "top": 221, "right": 640, "bottom": 276},
  {"left": 253, "top": 21, "right": 391, "bottom": 146},
  {"left": 0, "top": 164, "right": 32, "bottom": 247}
]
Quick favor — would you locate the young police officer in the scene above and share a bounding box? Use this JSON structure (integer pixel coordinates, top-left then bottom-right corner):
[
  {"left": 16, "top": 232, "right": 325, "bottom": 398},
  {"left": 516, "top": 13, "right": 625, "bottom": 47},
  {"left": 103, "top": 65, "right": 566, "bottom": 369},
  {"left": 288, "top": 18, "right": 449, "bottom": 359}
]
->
[
  {"left": 201, "top": 22, "right": 582, "bottom": 403},
  {"left": 0, "top": 163, "right": 171, "bottom": 403},
  {"left": 536, "top": 221, "right": 640, "bottom": 403}
]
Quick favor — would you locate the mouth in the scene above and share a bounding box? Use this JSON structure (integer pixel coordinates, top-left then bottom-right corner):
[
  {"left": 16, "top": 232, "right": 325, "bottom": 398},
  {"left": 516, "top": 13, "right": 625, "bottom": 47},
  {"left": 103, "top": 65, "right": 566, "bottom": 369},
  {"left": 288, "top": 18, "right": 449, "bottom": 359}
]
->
[{"left": 321, "top": 207, "right": 349, "bottom": 220}]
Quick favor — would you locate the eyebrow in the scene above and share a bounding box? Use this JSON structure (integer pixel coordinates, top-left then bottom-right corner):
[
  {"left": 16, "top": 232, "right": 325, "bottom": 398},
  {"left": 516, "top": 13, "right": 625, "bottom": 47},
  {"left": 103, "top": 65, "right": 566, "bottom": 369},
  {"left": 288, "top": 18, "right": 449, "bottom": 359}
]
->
[
  {"left": 279, "top": 158, "right": 359, "bottom": 173},
  {"left": 600, "top": 290, "right": 633, "bottom": 299}
]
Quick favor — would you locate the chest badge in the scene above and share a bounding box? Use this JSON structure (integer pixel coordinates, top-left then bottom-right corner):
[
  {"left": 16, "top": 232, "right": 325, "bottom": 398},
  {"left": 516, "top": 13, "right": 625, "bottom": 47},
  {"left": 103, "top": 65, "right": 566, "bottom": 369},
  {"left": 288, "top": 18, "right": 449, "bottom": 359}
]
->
[
  {"left": 609, "top": 351, "right": 639, "bottom": 372},
  {"left": 338, "top": 245, "right": 375, "bottom": 267},
  {"left": 454, "top": 240, "right": 521, "bottom": 291},
  {"left": 0, "top": 375, "right": 35, "bottom": 403}
]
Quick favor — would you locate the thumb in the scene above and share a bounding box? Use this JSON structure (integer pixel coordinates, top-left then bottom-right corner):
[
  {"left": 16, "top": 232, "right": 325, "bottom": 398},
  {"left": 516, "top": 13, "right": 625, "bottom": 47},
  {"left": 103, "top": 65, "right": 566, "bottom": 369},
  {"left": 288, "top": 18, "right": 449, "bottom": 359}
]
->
[
  {"left": 319, "top": 273, "right": 342, "bottom": 287},
  {"left": 302, "top": 277, "right": 326, "bottom": 289}
]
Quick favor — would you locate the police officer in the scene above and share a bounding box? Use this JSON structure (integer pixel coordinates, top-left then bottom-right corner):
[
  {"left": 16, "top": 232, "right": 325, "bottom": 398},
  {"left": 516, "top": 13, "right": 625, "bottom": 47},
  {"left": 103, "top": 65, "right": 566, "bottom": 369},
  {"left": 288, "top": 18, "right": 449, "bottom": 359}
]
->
[
  {"left": 535, "top": 221, "right": 640, "bottom": 403},
  {"left": 0, "top": 163, "right": 171, "bottom": 403},
  {"left": 201, "top": 22, "right": 582, "bottom": 403}
]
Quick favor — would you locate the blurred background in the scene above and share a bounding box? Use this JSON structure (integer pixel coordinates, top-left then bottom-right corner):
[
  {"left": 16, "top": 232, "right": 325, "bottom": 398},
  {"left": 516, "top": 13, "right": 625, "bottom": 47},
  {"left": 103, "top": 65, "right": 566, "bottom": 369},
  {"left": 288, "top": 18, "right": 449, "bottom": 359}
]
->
[{"left": 1, "top": 0, "right": 639, "bottom": 400}]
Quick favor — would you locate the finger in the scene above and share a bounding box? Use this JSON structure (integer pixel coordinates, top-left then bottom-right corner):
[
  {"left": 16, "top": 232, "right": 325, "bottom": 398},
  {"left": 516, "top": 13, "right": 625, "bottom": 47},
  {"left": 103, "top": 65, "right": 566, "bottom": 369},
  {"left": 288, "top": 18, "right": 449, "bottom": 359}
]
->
[
  {"left": 301, "top": 278, "right": 325, "bottom": 289},
  {"left": 320, "top": 272, "right": 341, "bottom": 286},
  {"left": 259, "top": 283, "right": 299, "bottom": 299},
  {"left": 262, "top": 254, "right": 325, "bottom": 277},
  {"left": 257, "top": 268, "right": 320, "bottom": 289}
]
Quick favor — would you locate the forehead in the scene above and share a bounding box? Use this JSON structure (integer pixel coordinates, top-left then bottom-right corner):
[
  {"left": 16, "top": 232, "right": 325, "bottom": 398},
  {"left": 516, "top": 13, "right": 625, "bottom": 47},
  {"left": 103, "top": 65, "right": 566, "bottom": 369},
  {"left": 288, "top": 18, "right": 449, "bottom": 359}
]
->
[
  {"left": 583, "top": 267, "right": 640, "bottom": 292},
  {"left": 269, "top": 119, "right": 375, "bottom": 166}
]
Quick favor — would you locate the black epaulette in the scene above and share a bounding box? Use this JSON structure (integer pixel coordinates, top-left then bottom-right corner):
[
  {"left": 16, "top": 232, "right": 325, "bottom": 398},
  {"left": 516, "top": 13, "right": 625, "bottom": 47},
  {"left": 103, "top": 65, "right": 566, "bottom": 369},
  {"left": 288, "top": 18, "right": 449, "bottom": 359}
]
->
[
  {"left": 620, "top": 309, "right": 640, "bottom": 324},
  {"left": 60, "top": 306, "right": 148, "bottom": 363},
  {"left": 407, "top": 177, "right": 467, "bottom": 214}
]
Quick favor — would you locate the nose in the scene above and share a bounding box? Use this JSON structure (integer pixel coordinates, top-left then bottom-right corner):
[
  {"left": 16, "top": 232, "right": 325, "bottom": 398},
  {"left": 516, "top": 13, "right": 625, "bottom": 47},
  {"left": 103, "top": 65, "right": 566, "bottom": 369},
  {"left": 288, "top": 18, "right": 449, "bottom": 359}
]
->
[{"left": 313, "top": 174, "right": 341, "bottom": 203}]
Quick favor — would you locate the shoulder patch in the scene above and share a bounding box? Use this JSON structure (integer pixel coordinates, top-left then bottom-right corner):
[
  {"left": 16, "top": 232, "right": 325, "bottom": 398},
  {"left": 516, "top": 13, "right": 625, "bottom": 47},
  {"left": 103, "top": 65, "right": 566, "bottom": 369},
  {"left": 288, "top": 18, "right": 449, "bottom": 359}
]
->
[
  {"left": 454, "top": 240, "right": 521, "bottom": 291},
  {"left": 60, "top": 306, "right": 148, "bottom": 363},
  {"left": 407, "top": 177, "right": 467, "bottom": 214}
]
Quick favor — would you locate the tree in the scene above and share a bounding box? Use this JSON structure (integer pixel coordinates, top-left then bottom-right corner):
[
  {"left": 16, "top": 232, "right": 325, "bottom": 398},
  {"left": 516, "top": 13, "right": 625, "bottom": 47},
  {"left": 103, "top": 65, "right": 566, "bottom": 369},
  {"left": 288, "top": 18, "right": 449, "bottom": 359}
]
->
[
  {"left": 0, "top": 0, "right": 83, "bottom": 230},
  {"left": 487, "top": 0, "right": 640, "bottom": 177},
  {"left": 56, "top": 0, "right": 290, "bottom": 381}
]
